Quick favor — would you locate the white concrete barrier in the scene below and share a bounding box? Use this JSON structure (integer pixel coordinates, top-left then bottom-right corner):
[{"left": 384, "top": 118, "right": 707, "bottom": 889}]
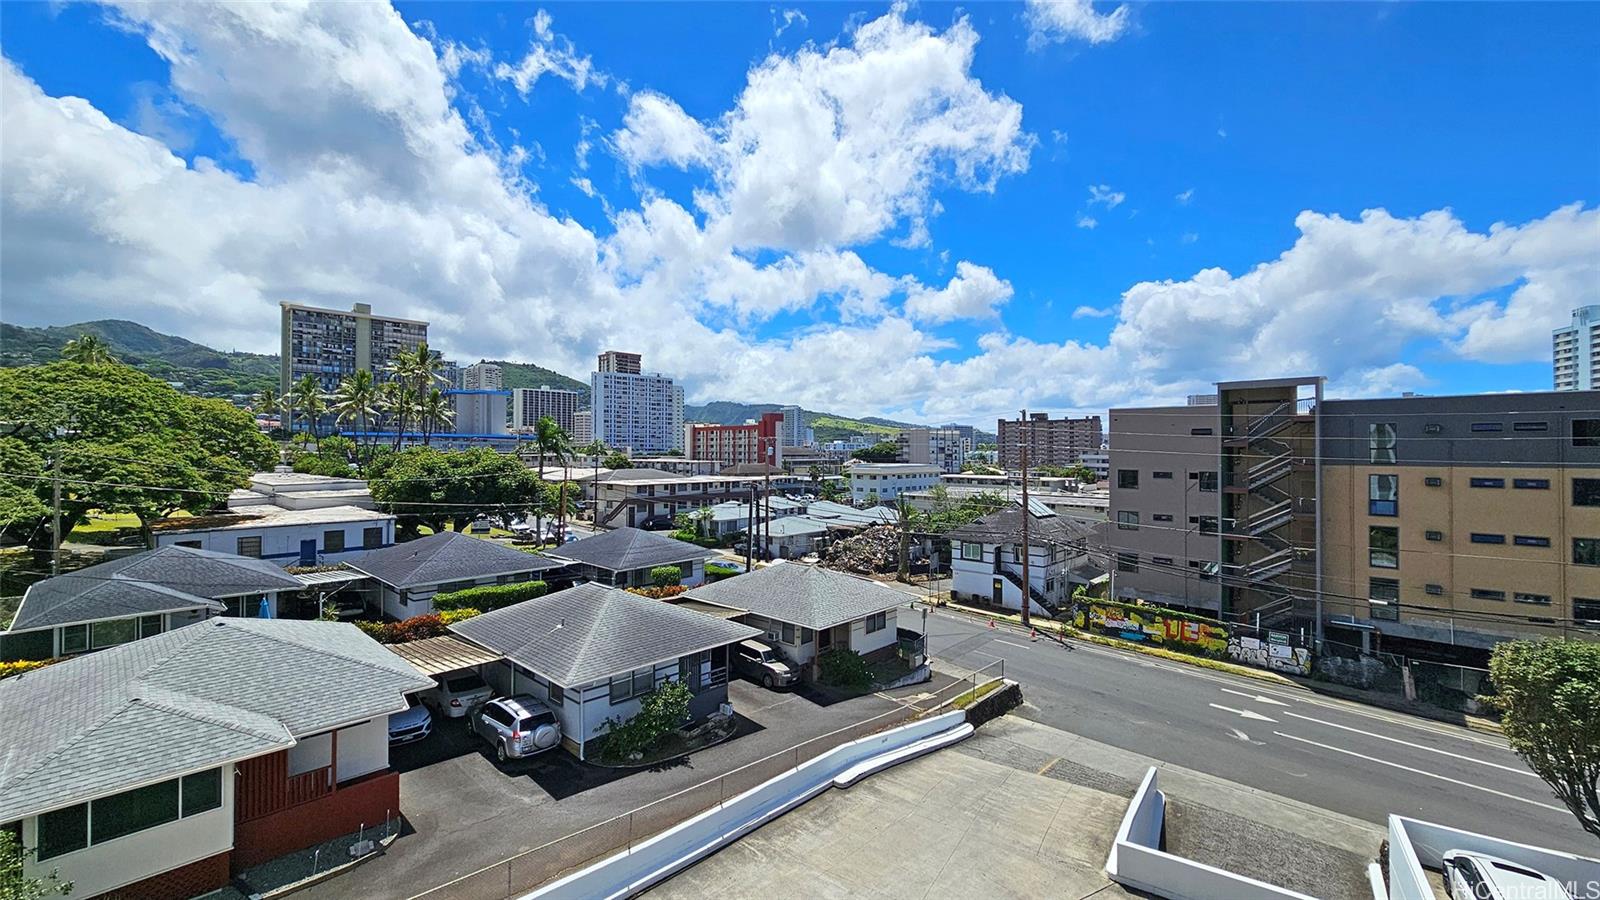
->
[
  {"left": 522, "top": 711, "right": 972, "bottom": 900},
  {"left": 1386, "top": 815, "right": 1600, "bottom": 900},
  {"left": 1105, "top": 767, "right": 1320, "bottom": 900}
]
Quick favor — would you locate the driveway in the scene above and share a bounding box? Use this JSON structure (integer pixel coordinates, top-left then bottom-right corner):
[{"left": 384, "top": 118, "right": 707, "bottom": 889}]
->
[{"left": 298, "top": 675, "right": 946, "bottom": 899}]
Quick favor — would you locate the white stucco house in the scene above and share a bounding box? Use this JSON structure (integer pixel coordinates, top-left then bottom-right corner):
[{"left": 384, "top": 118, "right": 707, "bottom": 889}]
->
[{"left": 946, "top": 502, "right": 1104, "bottom": 617}]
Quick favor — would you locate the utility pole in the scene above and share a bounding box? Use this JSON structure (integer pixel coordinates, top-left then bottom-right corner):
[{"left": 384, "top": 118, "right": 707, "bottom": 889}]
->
[
  {"left": 745, "top": 486, "right": 756, "bottom": 570},
  {"left": 763, "top": 443, "right": 773, "bottom": 561},
  {"left": 1019, "top": 409, "right": 1031, "bottom": 629},
  {"left": 50, "top": 455, "right": 63, "bottom": 576}
]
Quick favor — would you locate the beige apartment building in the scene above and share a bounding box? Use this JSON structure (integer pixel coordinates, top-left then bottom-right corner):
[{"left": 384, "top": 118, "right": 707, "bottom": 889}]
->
[
  {"left": 1109, "top": 378, "right": 1600, "bottom": 665},
  {"left": 999, "top": 412, "right": 1102, "bottom": 470}
]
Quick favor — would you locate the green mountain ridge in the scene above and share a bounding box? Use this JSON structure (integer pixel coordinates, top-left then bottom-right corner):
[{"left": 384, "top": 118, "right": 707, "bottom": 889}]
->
[{"left": 0, "top": 320, "right": 935, "bottom": 440}]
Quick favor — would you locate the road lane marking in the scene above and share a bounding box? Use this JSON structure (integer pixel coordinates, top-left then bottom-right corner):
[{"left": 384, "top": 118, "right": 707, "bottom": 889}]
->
[
  {"left": 1272, "top": 732, "right": 1566, "bottom": 814},
  {"left": 1279, "top": 712, "right": 1537, "bottom": 778},
  {"left": 1220, "top": 687, "right": 1289, "bottom": 706},
  {"left": 1208, "top": 703, "right": 1278, "bottom": 722},
  {"left": 1229, "top": 728, "right": 1251, "bottom": 742},
  {"left": 994, "top": 640, "right": 1034, "bottom": 650}
]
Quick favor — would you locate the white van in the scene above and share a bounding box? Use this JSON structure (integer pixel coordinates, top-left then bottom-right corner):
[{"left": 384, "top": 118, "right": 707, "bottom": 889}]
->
[{"left": 1443, "top": 850, "right": 1574, "bottom": 900}]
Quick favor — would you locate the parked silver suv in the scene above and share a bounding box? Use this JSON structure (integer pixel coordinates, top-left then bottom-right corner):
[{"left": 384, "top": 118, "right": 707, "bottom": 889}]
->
[
  {"left": 469, "top": 694, "right": 561, "bottom": 761},
  {"left": 732, "top": 639, "right": 798, "bottom": 689}
]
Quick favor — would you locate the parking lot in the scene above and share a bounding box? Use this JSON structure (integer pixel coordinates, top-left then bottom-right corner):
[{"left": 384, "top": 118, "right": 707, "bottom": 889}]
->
[{"left": 297, "top": 672, "right": 958, "bottom": 899}]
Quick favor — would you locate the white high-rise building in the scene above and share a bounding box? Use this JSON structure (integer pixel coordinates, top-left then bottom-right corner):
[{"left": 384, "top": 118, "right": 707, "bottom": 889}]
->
[
  {"left": 450, "top": 390, "right": 509, "bottom": 435},
  {"left": 1553, "top": 305, "right": 1600, "bottom": 391},
  {"left": 463, "top": 362, "right": 503, "bottom": 390},
  {"left": 512, "top": 386, "right": 580, "bottom": 433},
  {"left": 589, "top": 352, "right": 684, "bottom": 454},
  {"left": 778, "top": 405, "right": 808, "bottom": 447},
  {"left": 573, "top": 410, "right": 593, "bottom": 445}
]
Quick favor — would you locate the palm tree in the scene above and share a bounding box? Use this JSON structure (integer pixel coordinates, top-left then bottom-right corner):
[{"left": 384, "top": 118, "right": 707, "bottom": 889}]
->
[
  {"left": 291, "top": 374, "right": 328, "bottom": 440},
  {"left": 533, "top": 416, "right": 573, "bottom": 543},
  {"left": 580, "top": 440, "right": 607, "bottom": 472},
  {"left": 61, "top": 334, "right": 115, "bottom": 365},
  {"left": 254, "top": 386, "right": 282, "bottom": 419},
  {"left": 418, "top": 387, "right": 453, "bottom": 446},
  {"left": 895, "top": 497, "right": 915, "bottom": 583},
  {"left": 331, "top": 371, "right": 378, "bottom": 455},
  {"left": 375, "top": 379, "right": 407, "bottom": 449}
]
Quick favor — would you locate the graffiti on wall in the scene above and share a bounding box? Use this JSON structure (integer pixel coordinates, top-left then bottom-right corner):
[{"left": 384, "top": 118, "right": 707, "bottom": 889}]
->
[
  {"left": 1226, "top": 635, "right": 1312, "bottom": 676},
  {"left": 1077, "top": 602, "right": 1228, "bottom": 654}
]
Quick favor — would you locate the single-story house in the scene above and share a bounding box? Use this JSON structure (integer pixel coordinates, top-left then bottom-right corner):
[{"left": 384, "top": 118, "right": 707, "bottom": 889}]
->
[
  {"left": 0, "top": 546, "right": 305, "bottom": 661},
  {"left": 681, "top": 563, "right": 916, "bottom": 679},
  {"left": 450, "top": 583, "right": 760, "bottom": 760},
  {"left": 346, "top": 530, "right": 567, "bottom": 619},
  {"left": 945, "top": 502, "right": 1103, "bottom": 616},
  {"left": 694, "top": 497, "right": 805, "bottom": 540},
  {"left": 803, "top": 500, "right": 898, "bottom": 528},
  {"left": 151, "top": 504, "right": 396, "bottom": 567},
  {"left": 546, "top": 526, "right": 712, "bottom": 587},
  {"left": 761, "top": 515, "right": 834, "bottom": 559},
  {"left": 0, "top": 618, "right": 431, "bottom": 899}
]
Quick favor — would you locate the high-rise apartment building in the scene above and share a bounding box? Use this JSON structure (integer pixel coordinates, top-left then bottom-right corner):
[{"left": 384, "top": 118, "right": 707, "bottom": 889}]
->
[
  {"left": 449, "top": 390, "right": 510, "bottom": 435},
  {"left": 1553, "top": 305, "right": 1600, "bottom": 391},
  {"left": 589, "top": 352, "right": 684, "bottom": 454},
  {"left": 279, "top": 301, "right": 428, "bottom": 397},
  {"left": 573, "top": 410, "right": 593, "bottom": 445},
  {"left": 895, "top": 428, "right": 970, "bottom": 474},
  {"left": 512, "top": 386, "right": 580, "bottom": 434},
  {"left": 687, "top": 413, "right": 784, "bottom": 468},
  {"left": 779, "top": 405, "right": 809, "bottom": 447},
  {"left": 998, "top": 413, "right": 1103, "bottom": 470},
  {"left": 463, "top": 362, "right": 503, "bottom": 391},
  {"left": 597, "top": 351, "right": 642, "bottom": 375},
  {"left": 1107, "top": 378, "right": 1600, "bottom": 665}
]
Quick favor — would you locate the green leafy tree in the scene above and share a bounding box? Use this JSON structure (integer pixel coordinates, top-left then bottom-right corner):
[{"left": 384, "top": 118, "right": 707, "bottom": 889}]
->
[
  {"left": 807, "top": 463, "right": 823, "bottom": 489},
  {"left": 600, "top": 680, "right": 693, "bottom": 759},
  {"left": 1486, "top": 640, "right": 1600, "bottom": 843},
  {"left": 0, "top": 363, "right": 267, "bottom": 548},
  {"left": 369, "top": 447, "right": 543, "bottom": 539},
  {"left": 60, "top": 332, "right": 114, "bottom": 365},
  {"left": 1, "top": 827, "right": 71, "bottom": 899},
  {"left": 850, "top": 441, "right": 899, "bottom": 463},
  {"left": 579, "top": 440, "right": 608, "bottom": 471},
  {"left": 0, "top": 438, "right": 49, "bottom": 543},
  {"left": 529, "top": 416, "right": 573, "bottom": 540},
  {"left": 602, "top": 451, "right": 633, "bottom": 470},
  {"left": 819, "top": 479, "right": 842, "bottom": 502}
]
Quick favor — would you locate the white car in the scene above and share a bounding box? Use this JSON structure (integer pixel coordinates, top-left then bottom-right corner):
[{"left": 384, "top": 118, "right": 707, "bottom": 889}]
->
[
  {"left": 420, "top": 671, "right": 493, "bottom": 718},
  {"left": 1443, "top": 849, "right": 1573, "bottom": 900}
]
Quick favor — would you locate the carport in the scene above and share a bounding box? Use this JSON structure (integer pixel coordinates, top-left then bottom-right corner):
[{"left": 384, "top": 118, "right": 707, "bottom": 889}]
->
[{"left": 388, "top": 634, "right": 504, "bottom": 678}]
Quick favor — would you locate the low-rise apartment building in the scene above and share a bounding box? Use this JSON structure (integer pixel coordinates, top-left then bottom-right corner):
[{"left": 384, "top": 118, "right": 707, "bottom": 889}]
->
[
  {"left": 686, "top": 413, "right": 783, "bottom": 468},
  {"left": 591, "top": 469, "right": 759, "bottom": 528},
  {"left": 1108, "top": 379, "right": 1600, "bottom": 664},
  {"left": 894, "top": 427, "right": 970, "bottom": 474},
  {"left": 846, "top": 463, "right": 941, "bottom": 503},
  {"left": 150, "top": 472, "right": 395, "bottom": 566}
]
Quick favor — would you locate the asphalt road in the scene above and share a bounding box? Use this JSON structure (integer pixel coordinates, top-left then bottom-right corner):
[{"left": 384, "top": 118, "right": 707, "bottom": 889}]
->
[{"left": 916, "top": 604, "right": 1593, "bottom": 856}]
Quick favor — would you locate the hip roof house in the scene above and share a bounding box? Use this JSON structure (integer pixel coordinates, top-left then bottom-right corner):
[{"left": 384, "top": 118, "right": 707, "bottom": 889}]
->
[
  {"left": 545, "top": 526, "right": 713, "bottom": 588},
  {"left": 345, "top": 530, "right": 566, "bottom": 619}
]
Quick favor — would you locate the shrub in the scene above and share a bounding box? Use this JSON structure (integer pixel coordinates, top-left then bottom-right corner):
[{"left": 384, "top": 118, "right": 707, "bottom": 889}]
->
[
  {"left": 432, "top": 580, "right": 548, "bottom": 612},
  {"left": 650, "top": 565, "right": 683, "bottom": 587},
  {"left": 354, "top": 613, "right": 447, "bottom": 644},
  {"left": 626, "top": 585, "right": 687, "bottom": 599},
  {"left": 291, "top": 452, "right": 354, "bottom": 478},
  {"left": 818, "top": 648, "right": 872, "bottom": 689},
  {"left": 704, "top": 563, "right": 741, "bottom": 583},
  {"left": 439, "top": 607, "right": 482, "bottom": 625},
  {"left": 599, "top": 680, "right": 693, "bottom": 760},
  {"left": 0, "top": 659, "right": 53, "bottom": 680}
]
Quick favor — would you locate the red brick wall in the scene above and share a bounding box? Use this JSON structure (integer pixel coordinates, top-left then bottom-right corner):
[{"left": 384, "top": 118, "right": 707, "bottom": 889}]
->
[
  {"left": 232, "top": 770, "right": 400, "bottom": 870},
  {"left": 93, "top": 851, "right": 230, "bottom": 900}
]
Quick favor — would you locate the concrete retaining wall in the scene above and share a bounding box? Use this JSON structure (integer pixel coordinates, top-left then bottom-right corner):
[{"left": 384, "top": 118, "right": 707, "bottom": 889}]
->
[
  {"left": 1386, "top": 815, "right": 1600, "bottom": 900},
  {"left": 963, "top": 678, "right": 1022, "bottom": 728},
  {"left": 523, "top": 711, "right": 972, "bottom": 900},
  {"left": 1105, "top": 767, "right": 1319, "bottom": 900}
]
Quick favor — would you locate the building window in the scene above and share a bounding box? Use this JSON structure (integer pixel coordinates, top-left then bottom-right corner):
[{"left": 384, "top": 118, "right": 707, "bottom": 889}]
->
[
  {"left": 1198, "top": 471, "right": 1218, "bottom": 492},
  {"left": 1574, "top": 538, "right": 1600, "bottom": 566},
  {"left": 1116, "top": 552, "right": 1139, "bottom": 574},
  {"left": 1575, "top": 598, "right": 1600, "bottom": 624},
  {"left": 1512, "top": 479, "right": 1550, "bottom": 490},
  {"left": 865, "top": 612, "right": 888, "bottom": 633},
  {"left": 1513, "top": 535, "right": 1551, "bottom": 548},
  {"left": 800, "top": 627, "right": 814, "bottom": 645},
  {"left": 1470, "top": 589, "right": 1507, "bottom": 602},
  {"left": 1369, "top": 578, "right": 1399, "bottom": 620},
  {"left": 1116, "top": 511, "right": 1139, "bottom": 531},
  {"left": 609, "top": 667, "right": 656, "bottom": 703},
  {"left": 1152, "top": 556, "right": 1174, "bottom": 565},
  {"left": 1513, "top": 422, "right": 1548, "bottom": 432},
  {"left": 1152, "top": 514, "right": 1174, "bottom": 523},
  {"left": 1369, "top": 423, "right": 1396, "bottom": 463},
  {"left": 1424, "top": 476, "right": 1443, "bottom": 487},
  {"left": 1423, "top": 423, "right": 1443, "bottom": 435},
  {"left": 1368, "top": 526, "right": 1399, "bottom": 569},
  {"left": 1117, "top": 469, "right": 1139, "bottom": 490},
  {"left": 1574, "top": 479, "right": 1600, "bottom": 507},
  {"left": 59, "top": 624, "right": 88, "bottom": 655},
  {"left": 1368, "top": 474, "right": 1398, "bottom": 516},
  {"left": 1424, "top": 584, "right": 1444, "bottom": 596},
  {"left": 548, "top": 682, "right": 564, "bottom": 706},
  {"left": 364, "top": 526, "right": 385, "bottom": 549},
  {"left": 1424, "top": 530, "right": 1444, "bottom": 542},
  {"left": 36, "top": 803, "right": 89, "bottom": 861},
  {"left": 180, "top": 769, "right": 222, "bottom": 817},
  {"left": 1514, "top": 593, "right": 1552, "bottom": 606},
  {"left": 138, "top": 615, "right": 163, "bottom": 639},
  {"left": 323, "top": 530, "right": 345, "bottom": 553},
  {"left": 1469, "top": 422, "right": 1503, "bottom": 433},
  {"left": 1153, "top": 471, "right": 1174, "bottom": 480},
  {"left": 960, "top": 542, "right": 982, "bottom": 561},
  {"left": 90, "top": 618, "right": 137, "bottom": 650},
  {"left": 1469, "top": 478, "right": 1505, "bottom": 489},
  {"left": 1470, "top": 533, "right": 1506, "bottom": 544},
  {"left": 236, "top": 536, "right": 262, "bottom": 558},
  {"left": 1195, "top": 515, "right": 1219, "bottom": 535},
  {"left": 1573, "top": 419, "right": 1600, "bottom": 448},
  {"left": 174, "top": 540, "right": 202, "bottom": 549},
  {"left": 91, "top": 779, "right": 180, "bottom": 845},
  {"left": 1190, "top": 428, "right": 1214, "bottom": 436}
]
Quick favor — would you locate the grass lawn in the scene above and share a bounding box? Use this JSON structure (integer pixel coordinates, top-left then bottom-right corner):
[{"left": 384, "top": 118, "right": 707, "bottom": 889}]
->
[
  {"left": 950, "top": 678, "right": 1004, "bottom": 710},
  {"left": 72, "top": 512, "right": 142, "bottom": 534}
]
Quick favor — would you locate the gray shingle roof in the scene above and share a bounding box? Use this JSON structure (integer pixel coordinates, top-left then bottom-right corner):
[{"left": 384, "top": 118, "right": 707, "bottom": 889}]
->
[
  {"left": 346, "top": 530, "right": 565, "bottom": 589},
  {"left": 450, "top": 583, "right": 759, "bottom": 686},
  {"left": 547, "top": 527, "right": 711, "bottom": 573},
  {"left": 682, "top": 563, "right": 910, "bottom": 631},
  {"left": 8, "top": 546, "right": 305, "bottom": 632},
  {"left": 944, "top": 503, "right": 1100, "bottom": 547},
  {"left": 0, "top": 618, "right": 431, "bottom": 822}
]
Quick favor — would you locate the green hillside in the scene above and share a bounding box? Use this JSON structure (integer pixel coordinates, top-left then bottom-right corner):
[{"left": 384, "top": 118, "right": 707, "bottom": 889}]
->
[
  {"left": 481, "top": 359, "right": 589, "bottom": 401},
  {"left": 1, "top": 320, "right": 278, "bottom": 399},
  {"left": 684, "top": 402, "right": 922, "bottom": 443}
]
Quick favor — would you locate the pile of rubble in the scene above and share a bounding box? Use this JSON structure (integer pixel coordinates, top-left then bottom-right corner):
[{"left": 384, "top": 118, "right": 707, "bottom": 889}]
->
[{"left": 821, "top": 525, "right": 899, "bottom": 574}]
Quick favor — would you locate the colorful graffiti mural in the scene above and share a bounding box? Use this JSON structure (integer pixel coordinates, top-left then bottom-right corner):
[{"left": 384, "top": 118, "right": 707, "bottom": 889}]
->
[
  {"left": 1226, "top": 635, "right": 1312, "bottom": 676},
  {"left": 1076, "top": 601, "right": 1228, "bottom": 654}
]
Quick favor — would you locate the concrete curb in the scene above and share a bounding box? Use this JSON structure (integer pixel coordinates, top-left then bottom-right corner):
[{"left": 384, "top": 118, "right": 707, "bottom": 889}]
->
[{"left": 934, "top": 601, "right": 1505, "bottom": 737}]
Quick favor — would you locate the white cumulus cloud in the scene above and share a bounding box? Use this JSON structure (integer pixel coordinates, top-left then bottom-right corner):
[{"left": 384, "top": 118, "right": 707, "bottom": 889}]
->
[
  {"left": 903, "top": 262, "right": 1014, "bottom": 324},
  {"left": 1025, "top": 0, "right": 1131, "bottom": 49}
]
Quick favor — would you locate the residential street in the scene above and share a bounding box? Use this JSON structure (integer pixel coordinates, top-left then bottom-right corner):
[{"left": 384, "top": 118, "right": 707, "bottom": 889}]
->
[{"left": 914, "top": 603, "right": 1593, "bottom": 855}]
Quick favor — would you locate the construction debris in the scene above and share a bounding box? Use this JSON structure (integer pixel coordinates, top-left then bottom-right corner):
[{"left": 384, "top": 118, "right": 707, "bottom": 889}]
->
[{"left": 820, "top": 525, "right": 899, "bottom": 574}]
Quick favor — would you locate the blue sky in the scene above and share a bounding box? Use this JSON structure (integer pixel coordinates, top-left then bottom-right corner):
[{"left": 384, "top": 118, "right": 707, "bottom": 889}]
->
[{"left": 2, "top": 1, "right": 1597, "bottom": 425}]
